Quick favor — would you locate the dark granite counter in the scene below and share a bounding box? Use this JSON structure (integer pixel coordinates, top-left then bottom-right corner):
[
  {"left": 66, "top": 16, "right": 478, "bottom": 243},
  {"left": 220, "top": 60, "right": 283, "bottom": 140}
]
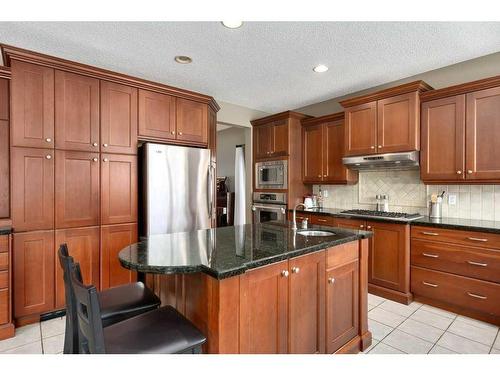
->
[
  {"left": 0, "top": 226, "right": 11, "bottom": 235},
  {"left": 118, "top": 222, "right": 372, "bottom": 280}
]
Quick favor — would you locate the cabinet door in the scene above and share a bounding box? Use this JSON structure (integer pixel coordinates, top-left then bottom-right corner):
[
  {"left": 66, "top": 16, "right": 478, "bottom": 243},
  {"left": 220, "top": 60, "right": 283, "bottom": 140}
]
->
[
  {"left": 55, "top": 151, "right": 100, "bottom": 228},
  {"left": 55, "top": 227, "right": 99, "bottom": 309},
  {"left": 138, "top": 89, "right": 176, "bottom": 140},
  {"left": 254, "top": 125, "right": 273, "bottom": 159},
  {"left": 55, "top": 71, "right": 99, "bottom": 152},
  {"left": 239, "top": 261, "right": 288, "bottom": 354},
  {"left": 101, "top": 154, "right": 137, "bottom": 225},
  {"left": 0, "top": 78, "right": 8, "bottom": 121},
  {"left": 0, "top": 119, "right": 9, "bottom": 218},
  {"left": 466, "top": 86, "right": 500, "bottom": 181},
  {"left": 333, "top": 217, "right": 366, "bottom": 231},
  {"left": 368, "top": 221, "right": 409, "bottom": 293},
  {"left": 100, "top": 81, "right": 138, "bottom": 154},
  {"left": 11, "top": 61, "right": 54, "bottom": 148},
  {"left": 326, "top": 260, "right": 359, "bottom": 353},
  {"left": 100, "top": 223, "right": 138, "bottom": 289},
  {"left": 289, "top": 251, "right": 325, "bottom": 354},
  {"left": 323, "top": 120, "right": 357, "bottom": 183},
  {"left": 176, "top": 98, "right": 208, "bottom": 144},
  {"left": 302, "top": 124, "right": 323, "bottom": 183},
  {"left": 344, "top": 102, "right": 377, "bottom": 156},
  {"left": 13, "top": 231, "right": 54, "bottom": 317},
  {"left": 421, "top": 95, "right": 465, "bottom": 182},
  {"left": 272, "top": 120, "right": 288, "bottom": 156},
  {"left": 377, "top": 92, "right": 419, "bottom": 153},
  {"left": 11, "top": 148, "right": 54, "bottom": 232}
]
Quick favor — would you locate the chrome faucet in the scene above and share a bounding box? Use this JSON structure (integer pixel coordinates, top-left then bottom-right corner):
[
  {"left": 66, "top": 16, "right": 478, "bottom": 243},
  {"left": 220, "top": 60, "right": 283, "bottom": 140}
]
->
[{"left": 292, "top": 203, "right": 307, "bottom": 231}]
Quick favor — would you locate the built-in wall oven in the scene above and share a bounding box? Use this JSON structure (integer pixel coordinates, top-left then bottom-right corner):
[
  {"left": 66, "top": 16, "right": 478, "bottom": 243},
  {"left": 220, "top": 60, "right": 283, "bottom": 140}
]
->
[
  {"left": 255, "top": 160, "right": 287, "bottom": 189},
  {"left": 252, "top": 192, "right": 287, "bottom": 224}
]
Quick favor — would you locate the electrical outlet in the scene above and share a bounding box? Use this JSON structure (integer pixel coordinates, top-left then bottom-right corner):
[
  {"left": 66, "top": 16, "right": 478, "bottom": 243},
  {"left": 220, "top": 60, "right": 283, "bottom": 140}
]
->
[
  {"left": 448, "top": 194, "right": 457, "bottom": 205},
  {"left": 323, "top": 190, "right": 329, "bottom": 198}
]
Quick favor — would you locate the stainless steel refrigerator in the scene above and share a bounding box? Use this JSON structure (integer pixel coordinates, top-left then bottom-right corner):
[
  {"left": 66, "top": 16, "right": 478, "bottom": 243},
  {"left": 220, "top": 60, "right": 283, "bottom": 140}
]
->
[{"left": 142, "top": 143, "right": 214, "bottom": 236}]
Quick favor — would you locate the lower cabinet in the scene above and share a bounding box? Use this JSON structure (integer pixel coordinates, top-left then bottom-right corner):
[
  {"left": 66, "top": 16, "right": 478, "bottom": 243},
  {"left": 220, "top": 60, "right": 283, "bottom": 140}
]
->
[
  {"left": 13, "top": 231, "right": 55, "bottom": 317},
  {"left": 100, "top": 223, "right": 138, "bottom": 290}
]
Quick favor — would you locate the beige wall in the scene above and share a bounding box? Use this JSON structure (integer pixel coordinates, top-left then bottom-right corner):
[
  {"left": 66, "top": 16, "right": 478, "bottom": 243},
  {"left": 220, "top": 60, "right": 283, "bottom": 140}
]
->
[
  {"left": 295, "top": 51, "right": 500, "bottom": 116},
  {"left": 217, "top": 100, "right": 270, "bottom": 128}
]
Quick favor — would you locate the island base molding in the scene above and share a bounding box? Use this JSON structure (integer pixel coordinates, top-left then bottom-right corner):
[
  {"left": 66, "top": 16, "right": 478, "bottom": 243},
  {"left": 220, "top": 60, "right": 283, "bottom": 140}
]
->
[
  {"left": 0, "top": 323, "right": 14, "bottom": 340},
  {"left": 368, "top": 284, "right": 413, "bottom": 305}
]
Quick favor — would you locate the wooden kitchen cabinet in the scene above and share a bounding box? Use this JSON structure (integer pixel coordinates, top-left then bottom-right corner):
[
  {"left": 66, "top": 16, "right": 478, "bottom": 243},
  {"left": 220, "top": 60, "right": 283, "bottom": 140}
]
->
[
  {"left": 271, "top": 120, "right": 289, "bottom": 156},
  {"left": 254, "top": 124, "right": 273, "bottom": 159},
  {"left": 253, "top": 120, "right": 290, "bottom": 159},
  {"left": 11, "top": 147, "right": 54, "bottom": 232},
  {"left": 100, "top": 223, "right": 138, "bottom": 290},
  {"left": 55, "top": 150, "right": 100, "bottom": 229},
  {"left": 0, "top": 74, "right": 9, "bottom": 219},
  {"left": 55, "top": 70, "right": 100, "bottom": 152},
  {"left": 11, "top": 60, "right": 55, "bottom": 149},
  {"left": 100, "top": 81, "right": 138, "bottom": 154},
  {"left": 138, "top": 89, "right": 176, "bottom": 141},
  {"left": 55, "top": 226, "right": 100, "bottom": 309},
  {"left": 302, "top": 124, "right": 323, "bottom": 182},
  {"left": 101, "top": 154, "right": 138, "bottom": 225},
  {"left": 13, "top": 230, "right": 55, "bottom": 317},
  {"left": 333, "top": 217, "right": 366, "bottom": 231},
  {"left": 344, "top": 102, "right": 377, "bottom": 156},
  {"left": 176, "top": 98, "right": 208, "bottom": 145}
]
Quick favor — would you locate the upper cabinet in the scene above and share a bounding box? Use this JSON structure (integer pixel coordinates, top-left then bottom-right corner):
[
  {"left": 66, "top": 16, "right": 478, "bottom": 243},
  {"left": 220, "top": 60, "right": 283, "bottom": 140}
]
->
[
  {"left": 302, "top": 113, "right": 358, "bottom": 185},
  {"left": 176, "top": 97, "right": 208, "bottom": 144},
  {"left": 421, "top": 77, "right": 500, "bottom": 183},
  {"left": 341, "top": 81, "right": 432, "bottom": 156},
  {"left": 254, "top": 120, "right": 289, "bottom": 159}
]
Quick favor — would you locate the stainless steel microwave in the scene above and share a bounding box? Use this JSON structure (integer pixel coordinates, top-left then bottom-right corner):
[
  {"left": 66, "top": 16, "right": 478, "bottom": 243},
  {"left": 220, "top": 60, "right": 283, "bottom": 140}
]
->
[{"left": 255, "top": 160, "right": 288, "bottom": 189}]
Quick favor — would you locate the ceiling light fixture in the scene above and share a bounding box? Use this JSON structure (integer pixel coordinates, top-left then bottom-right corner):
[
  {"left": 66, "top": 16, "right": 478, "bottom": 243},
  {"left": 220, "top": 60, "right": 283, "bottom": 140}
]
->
[
  {"left": 174, "top": 55, "right": 193, "bottom": 64},
  {"left": 221, "top": 21, "right": 243, "bottom": 29},
  {"left": 313, "top": 64, "right": 328, "bottom": 73}
]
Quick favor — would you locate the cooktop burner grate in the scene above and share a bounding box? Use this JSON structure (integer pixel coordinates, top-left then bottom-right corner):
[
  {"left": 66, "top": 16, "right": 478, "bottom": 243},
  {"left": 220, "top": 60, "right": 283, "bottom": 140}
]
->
[{"left": 340, "top": 209, "right": 423, "bottom": 221}]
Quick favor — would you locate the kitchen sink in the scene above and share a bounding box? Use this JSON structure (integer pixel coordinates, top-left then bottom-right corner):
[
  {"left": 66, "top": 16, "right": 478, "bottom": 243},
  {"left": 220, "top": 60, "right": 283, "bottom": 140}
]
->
[{"left": 296, "top": 230, "right": 336, "bottom": 237}]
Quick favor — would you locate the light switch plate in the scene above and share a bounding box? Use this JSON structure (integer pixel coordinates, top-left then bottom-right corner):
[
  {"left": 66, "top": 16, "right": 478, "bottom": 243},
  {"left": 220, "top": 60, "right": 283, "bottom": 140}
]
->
[{"left": 448, "top": 194, "right": 457, "bottom": 205}]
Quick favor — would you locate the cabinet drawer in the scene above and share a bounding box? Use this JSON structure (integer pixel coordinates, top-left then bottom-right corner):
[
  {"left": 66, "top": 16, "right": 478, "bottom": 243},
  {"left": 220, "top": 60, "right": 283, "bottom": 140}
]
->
[
  {"left": 0, "top": 235, "right": 8, "bottom": 252},
  {"left": 411, "top": 266, "right": 500, "bottom": 316},
  {"left": 411, "top": 226, "right": 500, "bottom": 250},
  {"left": 327, "top": 241, "right": 359, "bottom": 269},
  {"left": 0, "top": 271, "right": 8, "bottom": 289},
  {"left": 310, "top": 215, "right": 335, "bottom": 226},
  {"left": 411, "top": 239, "right": 500, "bottom": 283},
  {"left": 0, "top": 252, "right": 8, "bottom": 271},
  {"left": 0, "top": 288, "right": 8, "bottom": 325}
]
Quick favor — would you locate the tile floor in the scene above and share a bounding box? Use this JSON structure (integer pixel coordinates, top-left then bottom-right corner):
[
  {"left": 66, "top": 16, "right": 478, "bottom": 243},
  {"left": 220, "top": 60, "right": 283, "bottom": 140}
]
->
[{"left": 0, "top": 294, "right": 499, "bottom": 354}]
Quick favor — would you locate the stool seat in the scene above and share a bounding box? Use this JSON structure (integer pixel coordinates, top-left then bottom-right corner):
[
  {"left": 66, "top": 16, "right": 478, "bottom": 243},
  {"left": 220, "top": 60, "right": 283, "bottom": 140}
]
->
[
  {"left": 103, "top": 306, "right": 207, "bottom": 354},
  {"left": 99, "top": 282, "right": 160, "bottom": 327}
]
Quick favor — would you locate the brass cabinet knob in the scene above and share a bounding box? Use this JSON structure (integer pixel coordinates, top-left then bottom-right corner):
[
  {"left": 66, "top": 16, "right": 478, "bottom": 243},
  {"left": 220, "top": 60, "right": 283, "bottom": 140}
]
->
[
  {"left": 291, "top": 267, "right": 300, "bottom": 274},
  {"left": 328, "top": 277, "right": 335, "bottom": 284},
  {"left": 317, "top": 175, "right": 321, "bottom": 178},
  {"left": 457, "top": 170, "right": 462, "bottom": 174},
  {"left": 103, "top": 158, "right": 109, "bottom": 162},
  {"left": 178, "top": 132, "right": 183, "bottom": 135},
  {"left": 92, "top": 157, "right": 98, "bottom": 162},
  {"left": 467, "top": 170, "right": 473, "bottom": 174},
  {"left": 171, "top": 131, "right": 175, "bottom": 135},
  {"left": 359, "top": 224, "right": 364, "bottom": 229},
  {"left": 93, "top": 142, "right": 98, "bottom": 147},
  {"left": 367, "top": 226, "right": 372, "bottom": 230},
  {"left": 281, "top": 270, "right": 289, "bottom": 277},
  {"left": 378, "top": 145, "right": 382, "bottom": 149},
  {"left": 323, "top": 175, "right": 327, "bottom": 177},
  {"left": 45, "top": 154, "right": 52, "bottom": 160},
  {"left": 45, "top": 138, "right": 52, "bottom": 143},
  {"left": 103, "top": 143, "right": 108, "bottom": 147},
  {"left": 370, "top": 146, "right": 375, "bottom": 149}
]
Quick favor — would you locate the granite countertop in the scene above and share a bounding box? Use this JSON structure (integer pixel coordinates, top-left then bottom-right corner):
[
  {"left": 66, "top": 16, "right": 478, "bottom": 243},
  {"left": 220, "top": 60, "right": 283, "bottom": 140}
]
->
[
  {"left": 118, "top": 222, "right": 372, "bottom": 280},
  {"left": 0, "top": 226, "right": 11, "bottom": 235}
]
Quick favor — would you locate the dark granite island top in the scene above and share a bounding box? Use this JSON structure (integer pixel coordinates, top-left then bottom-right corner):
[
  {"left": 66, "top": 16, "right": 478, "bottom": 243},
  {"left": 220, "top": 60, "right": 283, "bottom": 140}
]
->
[{"left": 118, "top": 222, "right": 372, "bottom": 280}]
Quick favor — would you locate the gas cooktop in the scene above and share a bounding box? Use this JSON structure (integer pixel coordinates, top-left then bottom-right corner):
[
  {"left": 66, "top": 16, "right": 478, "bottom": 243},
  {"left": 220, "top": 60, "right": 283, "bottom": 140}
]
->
[{"left": 339, "top": 209, "right": 423, "bottom": 222}]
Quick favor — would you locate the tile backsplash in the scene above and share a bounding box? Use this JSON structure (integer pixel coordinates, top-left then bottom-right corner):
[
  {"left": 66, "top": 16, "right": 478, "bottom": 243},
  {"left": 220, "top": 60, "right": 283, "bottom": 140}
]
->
[{"left": 313, "top": 170, "right": 500, "bottom": 221}]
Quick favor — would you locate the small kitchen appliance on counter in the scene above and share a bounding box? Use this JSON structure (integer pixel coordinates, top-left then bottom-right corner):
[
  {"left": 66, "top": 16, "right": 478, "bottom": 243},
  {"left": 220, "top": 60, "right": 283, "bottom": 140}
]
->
[{"left": 429, "top": 191, "right": 445, "bottom": 219}]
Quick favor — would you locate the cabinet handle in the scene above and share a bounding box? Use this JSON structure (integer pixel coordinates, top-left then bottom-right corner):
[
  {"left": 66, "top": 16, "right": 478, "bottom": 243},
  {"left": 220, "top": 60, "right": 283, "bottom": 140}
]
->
[
  {"left": 366, "top": 226, "right": 372, "bottom": 230},
  {"left": 92, "top": 157, "right": 98, "bottom": 162},
  {"left": 281, "top": 270, "right": 289, "bottom": 278},
  {"left": 45, "top": 154, "right": 52, "bottom": 160},
  {"left": 103, "top": 143, "right": 108, "bottom": 147},
  {"left": 422, "top": 281, "right": 438, "bottom": 288},
  {"left": 422, "top": 253, "right": 439, "bottom": 258},
  {"left": 359, "top": 224, "right": 364, "bottom": 229},
  {"left": 328, "top": 277, "right": 335, "bottom": 284},
  {"left": 178, "top": 132, "right": 183, "bottom": 135},
  {"left": 467, "top": 237, "right": 488, "bottom": 242},
  {"left": 323, "top": 175, "right": 327, "bottom": 178},
  {"left": 92, "top": 142, "right": 98, "bottom": 147},
  {"left": 456, "top": 170, "right": 462, "bottom": 174},
  {"left": 171, "top": 131, "right": 175, "bottom": 135},
  {"left": 422, "top": 231, "right": 439, "bottom": 236},
  {"left": 103, "top": 158, "right": 109, "bottom": 162},
  {"left": 291, "top": 267, "right": 300, "bottom": 274},
  {"left": 467, "top": 260, "right": 487, "bottom": 267},
  {"left": 467, "top": 292, "right": 487, "bottom": 300},
  {"left": 467, "top": 170, "right": 473, "bottom": 174},
  {"left": 317, "top": 219, "right": 327, "bottom": 222},
  {"left": 45, "top": 138, "right": 52, "bottom": 143},
  {"left": 378, "top": 145, "right": 382, "bottom": 149},
  {"left": 370, "top": 146, "right": 375, "bottom": 149}
]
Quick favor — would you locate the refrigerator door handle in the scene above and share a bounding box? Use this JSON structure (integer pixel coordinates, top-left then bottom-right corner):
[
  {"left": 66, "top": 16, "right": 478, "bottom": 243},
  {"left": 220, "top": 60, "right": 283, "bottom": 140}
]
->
[{"left": 208, "top": 164, "right": 214, "bottom": 219}]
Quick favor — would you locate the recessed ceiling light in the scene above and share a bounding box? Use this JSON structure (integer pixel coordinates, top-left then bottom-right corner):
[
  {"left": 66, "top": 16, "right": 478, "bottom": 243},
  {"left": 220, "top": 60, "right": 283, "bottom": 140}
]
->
[
  {"left": 174, "top": 55, "right": 193, "bottom": 64},
  {"left": 221, "top": 21, "right": 243, "bottom": 29},
  {"left": 313, "top": 64, "right": 328, "bottom": 73}
]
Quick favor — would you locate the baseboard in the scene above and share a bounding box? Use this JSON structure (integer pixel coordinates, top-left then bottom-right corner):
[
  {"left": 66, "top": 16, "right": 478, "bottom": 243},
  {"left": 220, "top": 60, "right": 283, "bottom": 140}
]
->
[
  {"left": 336, "top": 336, "right": 361, "bottom": 354},
  {"left": 368, "top": 284, "right": 413, "bottom": 305}
]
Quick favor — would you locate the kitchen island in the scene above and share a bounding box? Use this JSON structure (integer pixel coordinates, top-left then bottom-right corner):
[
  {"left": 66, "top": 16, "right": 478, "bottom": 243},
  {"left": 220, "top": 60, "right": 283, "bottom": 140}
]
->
[{"left": 119, "top": 222, "right": 372, "bottom": 354}]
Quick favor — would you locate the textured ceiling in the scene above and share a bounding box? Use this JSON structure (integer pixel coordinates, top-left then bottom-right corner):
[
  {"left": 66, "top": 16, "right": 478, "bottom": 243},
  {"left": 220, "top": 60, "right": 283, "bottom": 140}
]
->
[{"left": 0, "top": 22, "right": 499, "bottom": 112}]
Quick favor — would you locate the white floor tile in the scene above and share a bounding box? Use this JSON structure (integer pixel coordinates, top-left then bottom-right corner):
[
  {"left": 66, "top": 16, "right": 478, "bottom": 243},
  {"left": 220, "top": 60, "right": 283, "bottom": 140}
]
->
[
  {"left": 410, "top": 309, "right": 454, "bottom": 330},
  {"left": 368, "top": 307, "right": 407, "bottom": 328},
  {"left": 447, "top": 319, "right": 498, "bottom": 346},
  {"left": 494, "top": 333, "right": 500, "bottom": 350},
  {"left": 368, "top": 342, "right": 405, "bottom": 354},
  {"left": 368, "top": 303, "right": 377, "bottom": 311},
  {"left": 398, "top": 318, "right": 444, "bottom": 343},
  {"left": 429, "top": 345, "right": 458, "bottom": 354},
  {"left": 454, "top": 315, "right": 499, "bottom": 330},
  {"left": 437, "top": 332, "right": 490, "bottom": 354},
  {"left": 382, "top": 329, "right": 434, "bottom": 354},
  {"left": 41, "top": 317, "right": 66, "bottom": 339},
  {"left": 378, "top": 300, "right": 422, "bottom": 318},
  {"left": 419, "top": 304, "right": 457, "bottom": 319},
  {"left": 361, "top": 339, "right": 379, "bottom": 354},
  {"left": 490, "top": 348, "right": 500, "bottom": 354},
  {"left": 368, "top": 319, "right": 394, "bottom": 341},
  {"left": 368, "top": 294, "right": 386, "bottom": 306},
  {"left": 0, "top": 324, "right": 41, "bottom": 352},
  {"left": 42, "top": 333, "right": 65, "bottom": 354},
  {"left": 2, "top": 341, "right": 42, "bottom": 354}
]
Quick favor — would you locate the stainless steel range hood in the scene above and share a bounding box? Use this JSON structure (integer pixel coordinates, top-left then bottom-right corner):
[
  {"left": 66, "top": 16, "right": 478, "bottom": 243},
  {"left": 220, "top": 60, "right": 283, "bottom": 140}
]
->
[{"left": 342, "top": 151, "right": 420, "bottom": 171}]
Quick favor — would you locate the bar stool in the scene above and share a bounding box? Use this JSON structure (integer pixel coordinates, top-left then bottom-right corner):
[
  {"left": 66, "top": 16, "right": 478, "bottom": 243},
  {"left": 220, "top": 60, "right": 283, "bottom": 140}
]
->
[
  {"left": 58, "top": 244, "right": 161, "bottom": 354},
  {"left": 71, "top": 262, "right": 206, "bottom": 354}
]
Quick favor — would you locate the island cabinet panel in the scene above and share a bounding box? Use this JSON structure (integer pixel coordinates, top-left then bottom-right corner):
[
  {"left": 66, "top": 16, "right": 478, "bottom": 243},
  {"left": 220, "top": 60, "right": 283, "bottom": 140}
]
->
[
  {"left": 11, "top": 61, "right": 55, "bottom": 149},
  {"left": 465, "top": 86, "right": 500, "bottom": 181},
  {"left": 333, "top": 217, "right": 366, "bottom": 231},
  {"left": 138, "top": 89, "right": 176, "bottom": 141},
  {"left": 344, "top": 102, "right": 377, "bottom": 156},
  {"left": 254, "top": 124, "right": 273, "bottom": 159},
  {"left": 100, "top": 223, "right": 137, "bottom": 290},
  {"left": 239, "top": 260, "right": 289, "bottom": 354},
  {"left": 100, "top": 81, "right": 138, "bottom": 155},
  {"left": 55, "top": 150, "right": 100, "bottom": 229},
  {"left": 421, "top": 95, "right": 466, "bottom": 181},
  {"left": 101, "top": 154, "right": 137, "bottom": 225},
  {"left": 176, "top": 98, "right": 208, "bottom": 145},
  {"left": 13, "top": 230, "right": 55, "bottom": 318},
  {"left": 288, "top": 251, "right": 325, "bottom": 354},
  {"left": 302, "top": 124, "right": 323, "bottom": 182},
  {"left": 55, "top": 70, "right": 100, "bottom": 152},
  {"left": 11, "top": 147, "right": 54, "bottom": 232},
  {"left": 55, "top": 226, "right": 100, "bottom": 309}
]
